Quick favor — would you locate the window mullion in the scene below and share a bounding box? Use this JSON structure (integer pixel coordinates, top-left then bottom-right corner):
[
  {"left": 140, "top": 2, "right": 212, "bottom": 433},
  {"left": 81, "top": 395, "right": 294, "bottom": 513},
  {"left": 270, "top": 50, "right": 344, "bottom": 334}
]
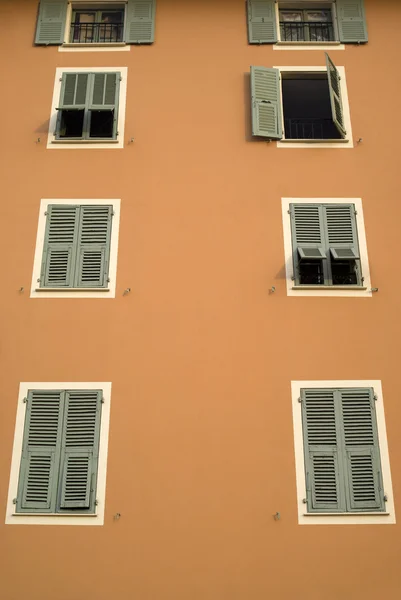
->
[
  {"left": 83, "top": 74, "right": 93, "bottom": 139},
  {"left": 322, "top": 205, "right": 332, "bottom": 285},
  {"left": 334, "top": 389, "right": 347, "bottom": 512},
  {"left": 52, "top": 390, "right": 66, "bottom": 513}
]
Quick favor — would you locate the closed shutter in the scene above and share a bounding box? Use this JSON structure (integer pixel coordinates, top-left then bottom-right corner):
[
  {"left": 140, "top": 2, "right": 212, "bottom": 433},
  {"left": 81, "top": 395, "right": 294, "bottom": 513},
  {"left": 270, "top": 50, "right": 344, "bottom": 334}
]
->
[
  {"left": 336, "top": 0, "right": 368, "bottom": 43},
  {"left": 247, "top": 0, "right": 277, "bottom": 44},
  {"left": 58, "top": 73, "right": 89, "bottom": 109},
  {"left": 325, "top": 53, "right": 346, "bottom": 138},
  {"left": 59, "top": 390, "right": 102, "bottom": 510},
  {"left": 17, "top": 391, "right": 64, "bottom": 512},
  {"left": 75, "top": 205, "right": 113, "bottom": 288},
  {"left": 250, "top": 66, "right": 282, "bottom": 139},
  {"left": 40, "top": 205, "right": 80, "bottom": 288},
  {"left": 340, "top": 389, "right": 384, "bottom": 511},
  {"left": 35, "top": 0, "right": 67, "bottom": 45},
  {"left": 301, "top": 389, "right": 346, "bottom": 512},
  {"left": 89, "top": 73, "right": 120, "bottom": 110},
  {"left": 125, "top": 0, "right": 156, "bottom": 44}
]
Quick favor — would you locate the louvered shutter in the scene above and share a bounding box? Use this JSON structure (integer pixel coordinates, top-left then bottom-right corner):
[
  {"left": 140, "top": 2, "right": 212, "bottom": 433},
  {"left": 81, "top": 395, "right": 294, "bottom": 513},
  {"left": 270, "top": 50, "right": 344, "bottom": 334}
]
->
[
  {"left": 89, "top": 73, "right": 120, "bottom": 110},
  {"left": 324, "top": 204, "right": 360, "bottom": 261},
  {"left": 40, "top": 205, "right": 80, "bottom": 288},
  {"left": 339, "top": 389, "right": 384, "bottom": 511},
  {"left": 250, "top": 66, "right": 282, "bottom": 139},
  {"left": 58, "top": 390, "right": 102, "bottom": 510},
  {"left": 336, "top": 0, "right": 368, "bottom": 43},
  {"left": 58, "top": 73, "right": 89, "bottom": 110},
  {"left": 17, "top": 391, "right": 64, "bottom": 513},
  {"left": 35, "top": 0, "right": 67, "bottom": 45},
  {"left": 325, "top": 53, "right": 346, "bottom": 138},
  {"left": 74, "top": 205, "right": 113, "bottom": 288},
  {"left": 125, "top": 0, "right": 156, "bottom": 44},
  {"left": 301, "top": 389, "right": 346, "bottom": 512},
  {"left": 247, "top": 0, "right": 277, "bottom": 44}
]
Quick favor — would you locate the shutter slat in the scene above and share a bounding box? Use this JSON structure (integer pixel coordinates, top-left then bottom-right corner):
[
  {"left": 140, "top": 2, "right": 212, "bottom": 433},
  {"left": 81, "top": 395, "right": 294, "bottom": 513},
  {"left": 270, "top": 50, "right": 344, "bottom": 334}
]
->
[
  {"left": 74, "top": 205, "right": 112, "bottom": 288},
  {"left": 40, "top": 205, "right": 79, "bottom": 288},
  {"left": 17, "top": 391, "right": 64, "bottom": 512},
  {"left": 35, "top": 0, "right": 67, "bottom": 45},
  {"left": 59, "top": 391, "right": 102, "bottom": 510},
  {"left": 325, "top": 54, "right": 346, "bottom": 138},
  {"left": 247, "top": 0, "right": 277, "bottom": 44},
  {"left": 250, "top": 67, "right": 282, "bottom": 139},
  {"left": 336, "top": 0, "right": 368, "bottom": 43},
  {"left": 125, "top": 0, "right": 156, "bottom": 44}
]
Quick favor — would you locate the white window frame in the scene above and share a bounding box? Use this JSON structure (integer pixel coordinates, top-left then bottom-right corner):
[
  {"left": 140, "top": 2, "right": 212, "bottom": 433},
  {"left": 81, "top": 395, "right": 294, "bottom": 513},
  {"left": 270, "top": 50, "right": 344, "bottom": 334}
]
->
[
  {"left": 47, "top": 67, "right": 127, "bottom": 149},
  {"left": 274, "top": 0, "right": 345, "bottom": 50},
  {"left": 60, "top": 0, "right": 130, "bottom": 52},
  {"left": 30, "top": 199, "right": 121, "bottom": 298},
  {"left": 281, "top": 198, "right": 371, "bottom": 297},
  {"left": 276, "top": 65, "right": 353, "bottom": 148},
  {"left": 5, "top": 382, "right": 112, "bottom": 526},
  {"left": 291, "top": 380, "right": 396, "bottom": 525}
]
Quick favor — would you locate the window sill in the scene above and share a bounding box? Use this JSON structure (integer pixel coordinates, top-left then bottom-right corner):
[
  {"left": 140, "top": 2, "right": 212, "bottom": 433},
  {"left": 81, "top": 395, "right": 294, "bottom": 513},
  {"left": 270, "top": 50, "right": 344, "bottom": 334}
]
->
[
  {"left": 303, "top": 512, "right": 390, "bottom": 517},
  {"left": 12, "top": 513, "right": 97, "bottom": 517},
  {"left": 274, "top": 41, "right": 345, "bottom": 51},
  {"left": 281, "top": 138, "right": 349, "bottom": 144},
  {"left": 52, "top": 139, "right": 119, "bottom": 144},
  {"left": 292, "top": 286, "right": 367, "bottom": 291},
  {"left": 35, "top": 288, "right": 110, "bottom": 292},
  {"left": 277, "top": 41, "right": 341, "bottom": 46},
  {"left": 62, "top": 43, "right": 126, "bottom": 48}
]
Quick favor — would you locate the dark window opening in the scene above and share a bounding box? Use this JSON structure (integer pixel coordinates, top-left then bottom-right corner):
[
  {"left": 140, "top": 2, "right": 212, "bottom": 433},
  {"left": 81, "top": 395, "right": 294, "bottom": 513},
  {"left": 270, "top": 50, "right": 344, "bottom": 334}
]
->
[
  {"left": 89, "top": 110, "right": 114, "bottom": 138},
  {"left": 299, "top": 261, "right": 324, "bottom": 285},
  {"left": 331, "top": 261, "right": 358, "bottom": 285},
  {"left": 58, "top": 110, "right": 84, "bottom": 138},
  {"left": 282, "top": 75, "right": 341, "bottom": 140},
  {"left": 279, "top": 8, "right": 335, "bottom": 42}
]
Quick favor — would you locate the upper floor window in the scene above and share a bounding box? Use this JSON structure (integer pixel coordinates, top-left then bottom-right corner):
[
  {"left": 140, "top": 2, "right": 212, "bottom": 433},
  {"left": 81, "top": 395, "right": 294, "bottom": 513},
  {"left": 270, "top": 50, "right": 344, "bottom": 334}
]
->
[
  {"left": 247, "top": 0, "right": 368, "bottom": 45},
  {"left": 70, "top": 7, "right": 125, "bottom": 44}
]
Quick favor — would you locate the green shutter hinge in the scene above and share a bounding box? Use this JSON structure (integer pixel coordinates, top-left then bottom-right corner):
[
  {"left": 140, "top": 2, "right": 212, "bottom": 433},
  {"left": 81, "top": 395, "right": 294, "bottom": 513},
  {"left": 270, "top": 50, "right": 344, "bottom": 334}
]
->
[
  {"left": 12, "top": 498, "right": 17, "bottom": 505},
  {"left": 44, "top": 211, "right": 48, "bottom": 216},
  {"left": 23, "top": 397, "right": 28, "bottom": 403},
  {"left": 101, "top": 396, "right": 105, "bottom": 404},
  {"left": 95, "top": 499, "right": 99, "bottom": 506},
  {"left": 374, "top": 394, "right": 378, "bottom": 401},
  {"left": 112, "top": 211, "right": 115, "bottom": 216},
  {"left": 384, "top": 495, "right": 388, "bottom": 502},
  {"left": 298, "top": 397, "right": 302, "bottom": 403},
  {"left": 302, "top": 498, "right": 307, "bottom": 504}
]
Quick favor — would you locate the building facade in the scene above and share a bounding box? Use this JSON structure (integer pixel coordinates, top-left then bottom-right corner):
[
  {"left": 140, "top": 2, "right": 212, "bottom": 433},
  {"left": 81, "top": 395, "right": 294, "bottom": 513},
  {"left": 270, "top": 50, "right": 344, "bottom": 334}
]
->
[{"left": 1, "top": 0, "right": 401, "bottom": 598}]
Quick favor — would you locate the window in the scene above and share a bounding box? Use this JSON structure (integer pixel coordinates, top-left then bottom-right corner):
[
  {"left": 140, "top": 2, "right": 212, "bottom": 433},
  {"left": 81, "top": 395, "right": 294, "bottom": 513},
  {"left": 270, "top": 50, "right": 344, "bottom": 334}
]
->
[
  {"left": 290, "top": 203, "right": 362, "bottom": 286},
  {"left": 31, "top": 199, "right": 120, "bottom": 298},
  {"left": 291, "top": 381, "right": 395, "bottom": 525},
  {"left": 35, "top": 0, "right": 156, "bottom": 46},
  {"left": 250, "top": 54, "right": 349, "bottom": 143},
  {"left": 56, "top": 72, "right": 120, "bottom": 140},
  {"left": 247, "top": 0, "right": 368, "bottom": 45},
  {"left": 6, "top": 382, "right": 111, "bottom": 525}
]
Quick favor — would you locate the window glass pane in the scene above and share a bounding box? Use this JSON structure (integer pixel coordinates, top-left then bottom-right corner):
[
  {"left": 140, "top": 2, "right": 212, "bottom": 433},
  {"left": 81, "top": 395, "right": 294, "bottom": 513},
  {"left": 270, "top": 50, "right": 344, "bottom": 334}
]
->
[
  {"left": 280, "top": 10, "right": 303, "bottom": 21},
  {"left": 75, "top": 12, "right": 96, "bottom": 23},
  {"left": 101, "top": 11, "right": 124, "bottom": 23},
  {"left": 305, "top": 10, "right": 332, "bottom": 22}
]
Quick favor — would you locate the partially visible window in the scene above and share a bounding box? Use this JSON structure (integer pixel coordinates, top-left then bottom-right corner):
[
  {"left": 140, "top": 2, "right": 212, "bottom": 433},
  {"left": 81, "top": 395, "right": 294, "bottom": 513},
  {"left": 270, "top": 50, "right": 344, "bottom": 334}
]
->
[
  {"left": 279, "top": 7, "right": 336, "bottom": 42},
  {"left": 56, "top": 72, "right": 120, "bottom": 140},
  {"left": 70, "top": 7, "right": 125, "bottom": 43},
  {"left": 290, "top": 203, "right": 362, "bottom": 287}
]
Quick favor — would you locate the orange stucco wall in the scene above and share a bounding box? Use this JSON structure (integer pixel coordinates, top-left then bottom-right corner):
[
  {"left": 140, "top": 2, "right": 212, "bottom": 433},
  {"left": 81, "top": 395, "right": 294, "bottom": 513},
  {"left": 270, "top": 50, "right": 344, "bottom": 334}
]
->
[{"left": 1, "top": 0, "right": 401, "bottom": 598}]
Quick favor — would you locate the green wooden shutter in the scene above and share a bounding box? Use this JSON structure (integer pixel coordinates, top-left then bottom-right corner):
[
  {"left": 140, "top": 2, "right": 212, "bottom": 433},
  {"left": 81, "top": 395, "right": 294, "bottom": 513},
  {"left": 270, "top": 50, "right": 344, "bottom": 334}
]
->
[
  {"left": 324, "top": 204, "right": 361, "bottom": 267},
  {"left": 339, "top": 389, "right": 384, "bottom": 511},
  {"left": 35, "top": 0, "right": 67, "bottom": 45},
  {"left": 301, "top": 389, "right": 346, "bottom": 512},
  {"left": 88, "top": 73, "right": 120, "bottom": 139},
  {"left": 16, "top": 391, "right": 64, "bottom": 513},
  {"left": 58, "top": 390, "right": 102, "bottom": 511},
  {"left": 125, "top": 0, "right": 156, "bottom": 44},
  {"left": 40, "top": 205, "right": 80, "bottom": 288},
  {"left": 290, "top": 204, "right": 328, "bottom": 285},
  {"left": 250, "top": 66, "right": 282, "bottom": 139},
  {"left": 58, "top": 73, "right": 89, "bottom": 110},
  {"left": 74, "top": 205, "right": 113, "bottom": 288},
  {"left": 247, "top": 0, "right": 277, "bottom": 44},
  {"left": 336, "top": 0, "right": 368, "bottom": 43},
  {"left": 325, "top": 53, "right": 346, "bottom": 138}
]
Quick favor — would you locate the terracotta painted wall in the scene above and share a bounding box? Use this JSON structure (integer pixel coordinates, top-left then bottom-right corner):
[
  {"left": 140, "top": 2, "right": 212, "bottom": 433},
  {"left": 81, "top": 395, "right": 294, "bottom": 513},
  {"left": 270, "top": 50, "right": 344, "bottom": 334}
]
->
[{"left": 1, "top": 0, "right": 401, "bottom": 598}]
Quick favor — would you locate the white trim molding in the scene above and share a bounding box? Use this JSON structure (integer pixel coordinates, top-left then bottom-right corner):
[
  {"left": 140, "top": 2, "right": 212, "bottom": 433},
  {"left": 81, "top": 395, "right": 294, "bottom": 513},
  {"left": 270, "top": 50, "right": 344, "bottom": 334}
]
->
[
  {"left": 47, "top": 67, "right": 127, "bottom": 149},
  {"left": 275, "top": 65, "right": 353, "bottom": 148},
  {"left": 281, "top": 197, "right": 372, "bottom": 297},
  {"left": 30, "top": 199, "right": 121, "bottom": 299},
  {"left": 5, "top": 382, "right": 112, "bottom": 526},
  {"left": 291, "top": 380, "right": 396, "bottom": 525}
]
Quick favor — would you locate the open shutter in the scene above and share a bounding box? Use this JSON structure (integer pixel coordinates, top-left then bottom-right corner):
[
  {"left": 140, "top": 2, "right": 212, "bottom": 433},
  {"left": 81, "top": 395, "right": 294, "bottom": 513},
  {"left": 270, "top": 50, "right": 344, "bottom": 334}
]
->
[
  {"left": 290, "top": 203, "right": 327, "bottom": 274},
  {"left": 17, "top": 391, "right": 64, "bottom": 513},
  {"left": 247, "top": 0, "right": 277, "bottom": 44},
  {"left": 125, "top": 0, "right": 156, "bottom": 44},
  {"left": 40, "top": 205, "right": 80, "bottom": 288},
  {"left": 301, "top": 389, "right": 345, "bottom": 512},
  {"left": 89, "top": 73, "right": 120, "bottom": 110},
  {"left": 59, "top": 390, "right": 102, "bottom": 510},
  {"left": 336, "top": 0, "right": 368, "bottom": 43},
  {"left": 324, "top": 204, "right": 360, "bottom": 260},
  {"left": 58, "top": 73, "right": 89, "bottom": 110},
  {"left": 325, "top": 53, "right": 346, "bottom": 138},
  {"left": 339, "top": 389, "right": 384, "bottom": 511},
  {"left": 250, "top": 66, "right": 282, "bottom": 139},
  {"left": 35, "top": 0, "right": 67, "bottom": 45},
  {"left": 74, "top": 205, "right": 113, "bottom": 288}
]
